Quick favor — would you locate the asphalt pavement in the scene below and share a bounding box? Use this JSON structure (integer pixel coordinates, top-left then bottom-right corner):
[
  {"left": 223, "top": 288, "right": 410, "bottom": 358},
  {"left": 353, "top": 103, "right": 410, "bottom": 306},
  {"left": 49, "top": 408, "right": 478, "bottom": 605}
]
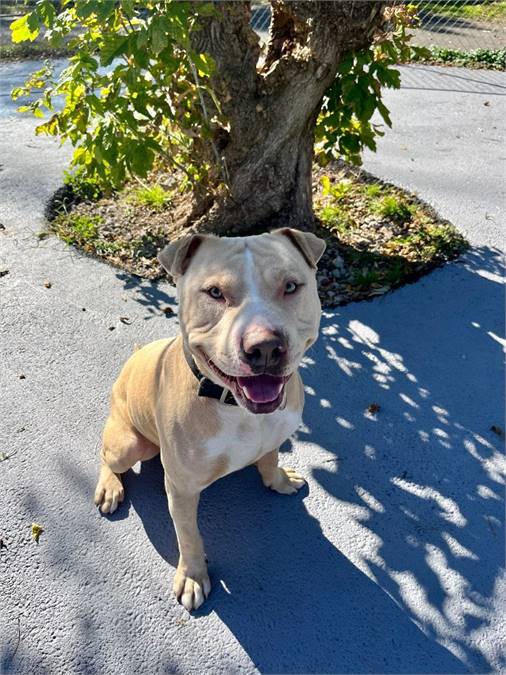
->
[{"left": 0, "top": 63, "right": 505, "bottom": 674}]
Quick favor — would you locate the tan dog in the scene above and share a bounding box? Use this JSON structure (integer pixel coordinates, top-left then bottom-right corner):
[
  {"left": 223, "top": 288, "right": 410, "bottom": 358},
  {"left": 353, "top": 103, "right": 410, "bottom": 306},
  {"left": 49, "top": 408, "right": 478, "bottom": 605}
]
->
[{"left": 94, "top": 228, "right": 325, "bottom": 611}]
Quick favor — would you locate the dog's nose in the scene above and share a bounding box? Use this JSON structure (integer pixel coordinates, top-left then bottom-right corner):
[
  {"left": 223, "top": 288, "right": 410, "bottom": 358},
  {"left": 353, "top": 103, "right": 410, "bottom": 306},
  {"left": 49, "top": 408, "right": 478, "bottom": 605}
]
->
[{"left": 241, "top": 333, "right": 287, "bottom": 369}]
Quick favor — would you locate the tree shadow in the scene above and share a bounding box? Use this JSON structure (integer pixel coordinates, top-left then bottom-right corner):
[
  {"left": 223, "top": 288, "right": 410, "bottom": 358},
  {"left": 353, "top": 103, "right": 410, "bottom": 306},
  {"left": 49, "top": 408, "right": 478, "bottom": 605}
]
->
[
  {"left": 293, "top": 245, "right": 505, "bottom": 672},
  {"left": 115, "top": 272, "right": 178, "bottom": 321},
  {"left": 122, "top": 246, "right": 504, "bottom": 672},
  {"left": 8, "top": 246, "right": 502, "bottom": 673},
  {"left": 399, "top": 64, "right": 506, "bottom": 97},
  {"left": 116, "top": 457, "right": 468, "bottom": 674}
]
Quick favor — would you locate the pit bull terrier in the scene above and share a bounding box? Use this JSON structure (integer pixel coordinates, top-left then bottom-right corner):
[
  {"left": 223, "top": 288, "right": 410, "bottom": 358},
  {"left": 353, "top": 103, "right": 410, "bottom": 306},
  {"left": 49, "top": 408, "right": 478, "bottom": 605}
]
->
[{"left": 94, "top": 228, "right": 325, "bottom": 611}]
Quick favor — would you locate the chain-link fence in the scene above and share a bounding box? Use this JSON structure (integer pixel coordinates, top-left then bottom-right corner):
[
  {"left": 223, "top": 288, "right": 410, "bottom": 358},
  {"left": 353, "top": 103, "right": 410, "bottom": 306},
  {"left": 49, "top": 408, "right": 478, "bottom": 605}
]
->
[
  {"left": 1, "top": 2, "right": 505, "bottom": 55},
  {"left": 252, "top": 1, "right": 506, "bottom": 51}
]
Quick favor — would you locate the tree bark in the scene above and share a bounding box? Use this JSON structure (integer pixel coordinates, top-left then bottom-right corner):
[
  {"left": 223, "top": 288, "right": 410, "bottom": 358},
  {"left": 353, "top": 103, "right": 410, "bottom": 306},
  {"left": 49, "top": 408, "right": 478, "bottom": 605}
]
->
[{"left": 187, "top": 0, "right": 387, "bottom": 235}]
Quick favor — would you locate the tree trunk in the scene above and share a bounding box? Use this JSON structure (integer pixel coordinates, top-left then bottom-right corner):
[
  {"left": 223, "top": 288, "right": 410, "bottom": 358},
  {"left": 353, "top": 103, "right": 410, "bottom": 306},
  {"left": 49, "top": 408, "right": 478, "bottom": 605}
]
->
[{"left": 186, "top": 0, "right": 387, "bottom": 235}]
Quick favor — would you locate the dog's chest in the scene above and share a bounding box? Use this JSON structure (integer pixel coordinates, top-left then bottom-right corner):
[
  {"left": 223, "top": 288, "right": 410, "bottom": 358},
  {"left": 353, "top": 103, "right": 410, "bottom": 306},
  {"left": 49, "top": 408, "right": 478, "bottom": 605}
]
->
[{"left": 204, "top": 406, "right": 302, "bottom": 475}]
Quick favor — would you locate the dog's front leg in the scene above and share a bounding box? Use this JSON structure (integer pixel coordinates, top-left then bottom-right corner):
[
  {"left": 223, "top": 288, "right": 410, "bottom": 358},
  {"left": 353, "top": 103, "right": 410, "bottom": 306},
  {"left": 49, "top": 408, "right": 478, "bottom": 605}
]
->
[
  {"left": 166, "top": 484, "right": 210, "bottom": 611},
  {"left": 256, "top": 448, "right": 306, "bottom": 495}
]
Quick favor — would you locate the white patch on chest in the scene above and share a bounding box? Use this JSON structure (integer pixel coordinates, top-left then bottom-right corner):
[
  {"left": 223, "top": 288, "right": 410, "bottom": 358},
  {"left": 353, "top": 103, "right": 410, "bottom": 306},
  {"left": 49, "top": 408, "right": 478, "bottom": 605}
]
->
[{"left": 204, "top": 405, "right": 302, "bottom": 476}]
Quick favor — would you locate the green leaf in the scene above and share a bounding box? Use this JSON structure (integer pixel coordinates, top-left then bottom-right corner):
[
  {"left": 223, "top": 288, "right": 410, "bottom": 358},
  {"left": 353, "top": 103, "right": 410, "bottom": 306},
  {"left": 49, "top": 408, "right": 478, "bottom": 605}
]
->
[
  {"left": 121, "top": 0, "right": 136, "bottom": 19},
  {"left": 357, "top": 96, "right": 376, "bottom": 123},
  {"left": 38, "top": 0, "right": 56, "bottom": 27},
  {"left": 150, "top": 16, "right": 170, "bottom": 55},
  {"left": 78, "top": 53, "right": 99, "bottom": 71},
  {"left": 127, "top": 144, "right": 154, "bottom": 177},
  {"left": 99, "top": 35, "right": 129, "bottom": 66},
  {"left": 377, "top": 101, "right": 392, "bottom": 127},
  {"left": 35, "top": 114, "right": 58, "bottom": 136},
  {"left": 136, "top": 29, "right": 149, "bottom": 49},
  {"left": 10, "top": 14, "right": 39, "bottom": 43},
  {"left": 339, "top": 134, "right": 361, "bottom": 155},
  {"left": 321, "top": 175, "right": 331, "bottom": 196},
  {"left": 76, "top": 1, "right": 103, "bottom": 20}
]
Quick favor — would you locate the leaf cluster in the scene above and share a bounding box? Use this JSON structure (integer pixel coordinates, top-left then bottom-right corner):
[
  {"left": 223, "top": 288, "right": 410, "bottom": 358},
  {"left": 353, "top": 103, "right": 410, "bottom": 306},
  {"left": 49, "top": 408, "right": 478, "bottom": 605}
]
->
[
  {"left": 316, "top": 4, "right": 428, "bottom": 165},
  {"left": 11, "top": 0, "right": 220, "bottom": 189},
  {"left": 11, "top": 1, "right": 427, "bottom": 192}
]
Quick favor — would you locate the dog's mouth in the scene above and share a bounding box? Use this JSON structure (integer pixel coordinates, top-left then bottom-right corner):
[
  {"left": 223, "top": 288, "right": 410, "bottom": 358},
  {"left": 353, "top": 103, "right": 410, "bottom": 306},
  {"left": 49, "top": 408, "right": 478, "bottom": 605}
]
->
[{"left": 201, "top": 353, "right": 289, "bottom": 414}]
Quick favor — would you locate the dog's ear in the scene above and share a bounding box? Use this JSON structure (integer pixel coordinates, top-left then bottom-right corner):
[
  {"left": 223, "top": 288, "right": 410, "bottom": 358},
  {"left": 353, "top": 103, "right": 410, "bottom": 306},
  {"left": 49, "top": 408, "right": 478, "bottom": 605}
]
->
[
  {"left": 273, "top": 228, "right": 326, "bottom": 269},
  {"left": 158, "top": 234, "right": 205, "bottom": 278}
]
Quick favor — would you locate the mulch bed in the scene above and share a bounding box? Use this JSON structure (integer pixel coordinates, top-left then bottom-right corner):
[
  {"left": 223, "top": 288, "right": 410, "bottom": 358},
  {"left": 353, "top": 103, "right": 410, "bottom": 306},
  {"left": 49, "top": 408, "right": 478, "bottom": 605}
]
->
[{"left": 45, "top": 160, "right": 467, "bottom": 308}]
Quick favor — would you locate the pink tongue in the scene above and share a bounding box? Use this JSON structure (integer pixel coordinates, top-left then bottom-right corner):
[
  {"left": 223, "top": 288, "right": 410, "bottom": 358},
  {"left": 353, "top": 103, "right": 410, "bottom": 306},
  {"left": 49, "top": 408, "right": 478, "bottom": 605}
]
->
[{"left": 237, "top": 375, "right": 284, "bottom": 403}]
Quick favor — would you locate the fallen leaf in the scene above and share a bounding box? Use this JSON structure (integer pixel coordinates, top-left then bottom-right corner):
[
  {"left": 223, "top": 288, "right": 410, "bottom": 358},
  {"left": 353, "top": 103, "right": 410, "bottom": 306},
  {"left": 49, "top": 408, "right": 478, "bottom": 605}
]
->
[
  {"left": 367, "top": 403, "right": 380, "bottom": 414},
  {"left": 0, "top": 270, "right": 9, "bottom": 278},
  {"left": 43, "top": 280, "right": 52, "bottom": 289},
  {"left": 18, "top": 374, "right": 26, "bottom": 380},
  {"left": 108, "top": 326, "right": 115, "bottom": 331},
  {"left": 0, "top": 450, "right": 17, "bottom": 462},
  {"left": 31, "top": 523, "right": 43, "bottom": 543},
  {"left": 119, "top": 316, "right": 132, "bottom": 325},
  {"left": 490, "top": 425, "right": 504, "bottom": 438},
  {"left": 484, "top": 101, "right": 491, "bottom": 107}
]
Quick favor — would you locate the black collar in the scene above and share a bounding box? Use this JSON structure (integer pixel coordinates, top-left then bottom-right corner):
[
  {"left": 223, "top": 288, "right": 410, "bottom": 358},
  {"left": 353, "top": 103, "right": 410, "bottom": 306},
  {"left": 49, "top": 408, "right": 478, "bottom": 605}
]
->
[{"left": 183, "top": 342, "right": 238, "bottom": 406}]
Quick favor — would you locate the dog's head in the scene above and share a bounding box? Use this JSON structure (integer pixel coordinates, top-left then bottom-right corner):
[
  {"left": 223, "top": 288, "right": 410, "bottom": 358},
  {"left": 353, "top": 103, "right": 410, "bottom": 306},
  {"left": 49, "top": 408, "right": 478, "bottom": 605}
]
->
[{"left": 158, "top": 229, "right": 325, "bottom": 414}]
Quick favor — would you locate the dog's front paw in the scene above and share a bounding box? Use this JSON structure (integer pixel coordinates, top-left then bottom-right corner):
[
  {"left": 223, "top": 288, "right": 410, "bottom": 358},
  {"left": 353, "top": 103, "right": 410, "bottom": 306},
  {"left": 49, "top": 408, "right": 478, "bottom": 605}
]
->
[
  {"left": 94, "top": 465, "right": 124, "bottom": 514},
  {"left": 173, "top": 564, "right": 211, "bottom": 611},
  {"left": 264, "top": 467, "right": 306, "bottom": 495}
]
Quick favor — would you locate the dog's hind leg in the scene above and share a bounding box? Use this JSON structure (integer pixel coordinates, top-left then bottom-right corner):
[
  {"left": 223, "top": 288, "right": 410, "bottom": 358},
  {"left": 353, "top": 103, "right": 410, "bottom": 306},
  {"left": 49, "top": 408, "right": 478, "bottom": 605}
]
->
[{"left": 94, "top": 413, "right": 159, "bottom": 514}]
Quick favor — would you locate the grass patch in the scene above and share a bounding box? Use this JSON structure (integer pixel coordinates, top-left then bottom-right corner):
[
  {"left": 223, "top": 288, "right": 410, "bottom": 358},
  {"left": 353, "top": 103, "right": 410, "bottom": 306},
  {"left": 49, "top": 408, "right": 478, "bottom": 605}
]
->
[
  {"left": 52, "top": 213, "right": 102, "bottom": 249},
  {"left": 126, "top": 184, "right": 172, "bottom": 210},
  {"left": 412, "top": 47, "right": 506, "bottom": 70},
  {"left": 372, "top": 194, "right": 414, "bottom": 222},
  {"left": 318, "top": 204, "right": 356, "bottom": 234},
  {"left": 414, "top": 1, "right": 506, "bottom": 23},
  {"left": 63, "top": 167, "right": 102, "bottom": 202},
  {"left": 49, "top": 206, "right": 169, "bottom": 278},
  {"left": 45, "top": 162, "right": 468, "bottom": 305},
  {"left": 314, "top": 165, "right": 468, "bottom": 304},
  {"left": 364, "top": 184, "right": 383, "bottom": 199}
]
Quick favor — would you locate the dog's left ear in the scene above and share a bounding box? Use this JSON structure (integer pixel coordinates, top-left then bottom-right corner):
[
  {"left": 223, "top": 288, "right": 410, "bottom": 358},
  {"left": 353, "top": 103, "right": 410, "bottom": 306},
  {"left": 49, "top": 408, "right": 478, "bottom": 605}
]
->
[
  {"left": 158, "top": 234, "right": 206, "bottom": 278},
  {"left": 273, "top": 228, "right": 326, "bottom": 269}
]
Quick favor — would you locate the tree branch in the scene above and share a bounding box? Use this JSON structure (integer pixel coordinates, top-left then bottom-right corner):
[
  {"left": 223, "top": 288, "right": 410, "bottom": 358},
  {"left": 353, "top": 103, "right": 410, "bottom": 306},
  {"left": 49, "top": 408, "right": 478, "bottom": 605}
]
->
[
  {"left": 191, "top": 1, "right": 261, "bottom": 124},
  {"left": 186, "top": 1, "right": 389, "bottom": 234}
]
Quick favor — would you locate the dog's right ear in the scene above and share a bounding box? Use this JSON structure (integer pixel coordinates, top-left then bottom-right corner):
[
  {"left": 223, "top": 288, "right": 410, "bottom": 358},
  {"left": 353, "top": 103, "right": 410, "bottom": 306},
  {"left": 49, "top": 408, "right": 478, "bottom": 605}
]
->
[{"left": 158, "top": 234, "right": 205, "bottom": 279}]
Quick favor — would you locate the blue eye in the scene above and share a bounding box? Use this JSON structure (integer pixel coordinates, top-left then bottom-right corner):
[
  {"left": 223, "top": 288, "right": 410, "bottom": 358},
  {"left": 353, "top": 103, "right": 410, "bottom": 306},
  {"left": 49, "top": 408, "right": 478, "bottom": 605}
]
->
[
  {"left": 208, "top": 286, "right": 223, "bottom": 300},
  {"left": 285, "top": 281, "right": 298, "bottom": 295}
]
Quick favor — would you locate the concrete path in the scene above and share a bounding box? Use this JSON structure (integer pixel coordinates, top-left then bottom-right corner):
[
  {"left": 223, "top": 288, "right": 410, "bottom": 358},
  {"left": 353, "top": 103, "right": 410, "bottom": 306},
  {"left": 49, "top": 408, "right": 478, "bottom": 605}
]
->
[{"left": 0, "top": 64, "right": 505, "bottom": 674}]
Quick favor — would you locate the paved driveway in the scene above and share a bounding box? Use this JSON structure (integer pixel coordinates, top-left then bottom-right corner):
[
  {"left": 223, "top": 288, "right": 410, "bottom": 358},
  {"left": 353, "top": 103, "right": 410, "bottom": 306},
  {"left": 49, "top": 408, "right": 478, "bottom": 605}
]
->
[{"left": 0, "top": 64, "right": 505, "bottom": 674}]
